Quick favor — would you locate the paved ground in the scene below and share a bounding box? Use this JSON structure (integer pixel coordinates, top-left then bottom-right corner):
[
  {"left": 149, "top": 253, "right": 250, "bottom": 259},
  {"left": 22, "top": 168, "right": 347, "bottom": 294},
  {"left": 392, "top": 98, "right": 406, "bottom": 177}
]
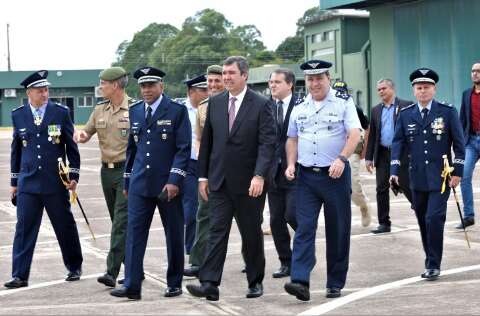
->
[{"left": 0, "top": 130, "right": 478, "bottom": 315}]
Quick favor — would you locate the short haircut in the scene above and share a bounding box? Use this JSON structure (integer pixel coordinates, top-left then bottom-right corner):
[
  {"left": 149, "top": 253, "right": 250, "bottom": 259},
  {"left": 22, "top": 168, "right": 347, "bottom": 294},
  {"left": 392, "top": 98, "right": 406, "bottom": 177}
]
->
[
  {"left": 271, "top": 68, "right": 296, "bottom": 92},
  {"left": 376, "top": 78, "right": 395, "bottom": 88},
  {"left": 115, "top": 75, "right": 129, "bottom": 89},
  {"left": 223, "top": 56, "right": 249, "bottom": 75}
]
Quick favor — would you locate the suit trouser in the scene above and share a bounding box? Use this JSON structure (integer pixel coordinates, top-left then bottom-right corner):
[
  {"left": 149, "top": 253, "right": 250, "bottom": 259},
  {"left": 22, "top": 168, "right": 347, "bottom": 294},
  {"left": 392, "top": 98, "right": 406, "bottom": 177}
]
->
[
  {"left": 199, "top": 182, "right": 266, "bottom": 288},
  {"left": 291, "top": 165, "right": 351, "bottom": 289},
  {"left": 375, "top": 146, "right": 412, "bottom": 226},
  {"left": 12, "top": 191, "right": 83, "bottom": 280},
  {"left": 268, "top": 167, "right": 297, "bottom": 266},
  {"left": 189, "top": 193, "right": 210, "bottom": 267},
  {"left": 124, "top": 193, "right": 184, "bottom": 291},
  {"left": 412, "top": 190, "right": 449, "bottom": 270},
  {"left": 101, "top": 166, "right": 128, "bottom": 278},
  {"left": 182, "top": 159, "right": 199, "bottom": 254},
  {"left": 349, "top": 153, "right": 369, "bottom": 209}
]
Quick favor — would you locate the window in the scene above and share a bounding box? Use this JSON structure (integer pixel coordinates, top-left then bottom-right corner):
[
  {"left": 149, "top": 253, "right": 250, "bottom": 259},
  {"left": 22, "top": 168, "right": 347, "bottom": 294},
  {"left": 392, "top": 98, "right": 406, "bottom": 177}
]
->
[
  {"left": 312, "top": 48, "right": 334, "bottom": 57},
  {"left": 323, "top": 30, "right": 335, "bottom": 41},
  {"left": 78, "top": 96, "right": 94, "bottom": 107},
  {"left": 312, "top": 33, "right": 322, "bottom": 43}
]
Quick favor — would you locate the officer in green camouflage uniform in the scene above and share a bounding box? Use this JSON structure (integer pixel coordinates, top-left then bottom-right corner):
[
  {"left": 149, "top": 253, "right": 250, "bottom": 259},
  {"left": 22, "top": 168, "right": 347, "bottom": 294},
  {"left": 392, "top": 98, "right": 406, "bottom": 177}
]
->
[{"left": 74, "top": 67, "right": 136, "bottom": 287}]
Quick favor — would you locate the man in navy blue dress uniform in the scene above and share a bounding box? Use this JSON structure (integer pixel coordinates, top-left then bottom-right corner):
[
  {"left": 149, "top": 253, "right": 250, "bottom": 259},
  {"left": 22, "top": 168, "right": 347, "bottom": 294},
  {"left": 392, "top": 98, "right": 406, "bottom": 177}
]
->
[
  {"left": 5, "top": 70, "right": 83, "bottom": 289},
  {"left": 110, "top": 67, "right": 191, "bottom": 300},
  {"left": 390, "top": 68, "right": 465, "bottom": 280}
]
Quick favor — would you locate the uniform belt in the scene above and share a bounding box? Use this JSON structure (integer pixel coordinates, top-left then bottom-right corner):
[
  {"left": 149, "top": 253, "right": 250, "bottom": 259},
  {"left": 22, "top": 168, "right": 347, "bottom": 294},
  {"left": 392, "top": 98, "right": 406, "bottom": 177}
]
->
[
  {"left": 300, "top": 165, "right": 330, "bottom": 173},
  {"left": 102, "top": 161, "right": 125, "bottom": 169}
]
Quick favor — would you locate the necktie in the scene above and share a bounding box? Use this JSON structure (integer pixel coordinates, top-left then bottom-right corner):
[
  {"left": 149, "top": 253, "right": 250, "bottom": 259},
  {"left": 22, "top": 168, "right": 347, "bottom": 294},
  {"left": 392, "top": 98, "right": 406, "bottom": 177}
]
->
[
  {"left": 421, "top": 108, "right": 428, "bottom": 124},
  {"left": 277, "top": 100, "right": 284, "bottom": 132},
  {"left": 146, "top": 105, "right": 152, "bottom": 125},
  {"left": 228, "top": 97, "right": 237, "bottom": 131}
]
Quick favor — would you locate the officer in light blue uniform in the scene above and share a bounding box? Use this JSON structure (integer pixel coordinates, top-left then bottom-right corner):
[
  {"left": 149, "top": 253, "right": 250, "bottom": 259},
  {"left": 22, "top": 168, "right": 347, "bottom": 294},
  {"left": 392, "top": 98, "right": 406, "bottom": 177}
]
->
[
  {"left": 182, "top": 74, "right": 208, "bottom": 255},
  {"left": 110, "top": 66, "right": 191, "bottom": 300},
  {"left": 390, "top": 68, "right": 465, "bottom": 280},
  {"left": 283, "top": 60, "right": 361, "bottom": 301},
  {"left": 5, "top": 70, "right": 83, "bottom": 289}
]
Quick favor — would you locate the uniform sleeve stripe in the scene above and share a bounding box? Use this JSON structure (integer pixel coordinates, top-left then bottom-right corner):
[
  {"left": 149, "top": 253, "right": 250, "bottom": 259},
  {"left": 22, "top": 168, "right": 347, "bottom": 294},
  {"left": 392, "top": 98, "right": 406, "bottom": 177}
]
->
[
  {"left": 11, "top": 173, "right": 19, "bottom": 178},
  {"left": 391, "top": 160, "right": 401, "bottom": 166},
  {"left": 123, "top": 173, "right": 131, "bottom": 178},
  {"left": 453, "top": 159, "right": 465, "bottom": 165},
  {"left": 170, "top": 168, "right": 187, "bottom": 177},
  {"left": 69, "top": 168, "right": 80, "bottom": 174}
]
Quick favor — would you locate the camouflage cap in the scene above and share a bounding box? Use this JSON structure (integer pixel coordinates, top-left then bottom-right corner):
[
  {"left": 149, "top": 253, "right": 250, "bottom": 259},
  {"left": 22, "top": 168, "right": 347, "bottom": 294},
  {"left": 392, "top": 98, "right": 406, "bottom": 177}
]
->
[
  {"left": 206, "top": 65, "right": 222, "bottom": 75},
  {"left": 99, "top": 67, "right": 128, "bottom": 81}
]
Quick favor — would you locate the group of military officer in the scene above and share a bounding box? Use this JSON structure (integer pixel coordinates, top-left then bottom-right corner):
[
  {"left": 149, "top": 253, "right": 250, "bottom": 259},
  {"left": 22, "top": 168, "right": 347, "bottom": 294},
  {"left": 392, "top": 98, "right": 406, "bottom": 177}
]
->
[{"left": 5, "top": 57, "right": 466, "bottom": 302}]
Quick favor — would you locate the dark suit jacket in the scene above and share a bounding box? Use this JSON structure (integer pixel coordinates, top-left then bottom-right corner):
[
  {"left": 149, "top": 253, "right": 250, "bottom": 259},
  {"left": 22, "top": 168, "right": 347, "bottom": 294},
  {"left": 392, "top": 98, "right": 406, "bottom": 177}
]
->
[
  {"left": 198, "top": 88, "right": 276, "bottom": 194},
  {"left": 366, "top": 97, "right": 413, "bottom": 165},
  {"left": 269, "top": 94, "right": 299, "bottom": 189},
  {"left": 459, "top": 87, "right": 473, "bottom": 144}
]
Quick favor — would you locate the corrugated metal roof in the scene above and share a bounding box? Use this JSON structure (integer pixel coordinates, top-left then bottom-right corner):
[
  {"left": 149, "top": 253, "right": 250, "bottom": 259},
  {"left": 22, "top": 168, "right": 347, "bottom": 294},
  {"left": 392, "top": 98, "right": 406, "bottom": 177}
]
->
[
  {"left": 248, "top": 64, "right": 304, "bottom": 84},
  {"left": 0, "top": 69, "right": 102, "bottom": 89},
  {"left": 321, "top": 0, "right": 413, "bottom": 9}
]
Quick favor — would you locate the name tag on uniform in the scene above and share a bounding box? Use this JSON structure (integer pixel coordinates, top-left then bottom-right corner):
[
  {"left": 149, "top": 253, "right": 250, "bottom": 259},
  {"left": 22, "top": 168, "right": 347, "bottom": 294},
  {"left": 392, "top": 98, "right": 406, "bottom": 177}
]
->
[{"left": 157, "top": 120, "right": 172, "bottom": 126}]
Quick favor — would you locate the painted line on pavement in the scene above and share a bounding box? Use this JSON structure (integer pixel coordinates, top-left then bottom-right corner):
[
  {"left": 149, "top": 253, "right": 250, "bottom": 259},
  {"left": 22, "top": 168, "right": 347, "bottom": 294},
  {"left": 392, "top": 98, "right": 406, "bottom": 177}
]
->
[{"left": 298, "top": 264, "right": 480, "bottom": 316}]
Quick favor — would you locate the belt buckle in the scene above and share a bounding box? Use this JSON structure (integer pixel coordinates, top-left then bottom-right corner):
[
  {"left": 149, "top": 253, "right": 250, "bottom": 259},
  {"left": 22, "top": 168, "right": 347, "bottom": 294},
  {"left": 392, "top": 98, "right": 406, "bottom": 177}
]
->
[
  {"left": 312, "top": 167, "right": 321, "bottom": 172},
  {"left": 108, "top": 162, "right": 114, "bottom": 168}
]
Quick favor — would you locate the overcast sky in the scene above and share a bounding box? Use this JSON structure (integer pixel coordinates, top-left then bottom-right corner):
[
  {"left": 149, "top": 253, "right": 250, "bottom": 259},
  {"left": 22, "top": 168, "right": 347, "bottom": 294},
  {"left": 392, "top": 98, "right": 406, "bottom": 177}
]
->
[{"left": 0, "top": 0, "right": 319, "bottom": 71}]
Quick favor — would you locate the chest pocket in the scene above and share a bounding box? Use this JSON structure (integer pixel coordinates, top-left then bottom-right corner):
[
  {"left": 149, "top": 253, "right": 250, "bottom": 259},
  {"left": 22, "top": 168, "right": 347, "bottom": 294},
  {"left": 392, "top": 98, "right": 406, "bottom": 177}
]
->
[
  {"left": 405, "top": 127, "right": 419, "bottom": 142},
  {"left": 157, "top": 125, "right": 173, "bottom": 142},
  {"left": 95, "top": 118, "right": 107, "bottom": 129},
  {"left": 319, "top": 113, "right": 343, "bottom": 133}
]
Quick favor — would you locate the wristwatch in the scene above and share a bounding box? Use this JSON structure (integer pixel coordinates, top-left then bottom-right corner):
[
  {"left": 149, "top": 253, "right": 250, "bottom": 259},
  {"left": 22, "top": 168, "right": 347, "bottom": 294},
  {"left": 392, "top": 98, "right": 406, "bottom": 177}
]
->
[{"left": 337, "top": 155, "right": 348, "bottom": 163}]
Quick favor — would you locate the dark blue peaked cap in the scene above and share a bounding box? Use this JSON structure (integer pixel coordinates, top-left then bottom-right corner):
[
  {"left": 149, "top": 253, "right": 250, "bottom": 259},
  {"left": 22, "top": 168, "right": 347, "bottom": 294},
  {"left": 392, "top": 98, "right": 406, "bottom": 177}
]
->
[
  {"left": 300, "top": 60, "right": 332, "bottom": 75},
  {"left": 20, "top": 70, "right": 51, "bottom": 88},
  {"left": 184, "top": 74, "right": 207, "bottom": 88},
  {"left": 409, "top": 68, "right": 439, "bottom": 85},
  {"left": 133, "top": 66, "right": 165, "bottom": 84}
]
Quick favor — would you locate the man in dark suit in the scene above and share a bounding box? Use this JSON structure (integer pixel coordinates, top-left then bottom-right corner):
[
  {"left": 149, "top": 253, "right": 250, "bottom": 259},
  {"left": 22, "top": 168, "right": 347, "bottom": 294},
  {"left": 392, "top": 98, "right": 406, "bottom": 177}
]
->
[
  {"left": 458, "top": 62, "right": 480, "bottom": 228},
  {"left": 5, "top": 70, "right": 83, "bottom": 289},
  {"left": 267, "top": 68, "right": 300, "bottom": 279},
  {"left": 365, "top": 79, "right": 413, "bottom": 234},
  {"left": 186, "top": 56, "right": 276, "bottom": 300}
]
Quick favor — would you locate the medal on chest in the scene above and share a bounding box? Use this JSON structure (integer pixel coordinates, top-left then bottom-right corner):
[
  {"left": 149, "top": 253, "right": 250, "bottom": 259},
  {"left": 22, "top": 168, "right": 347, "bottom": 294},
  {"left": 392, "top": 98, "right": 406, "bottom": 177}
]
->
[
  {"left": 34, "top": 115, "right": 42, "bottom": 126},
  {"left": 48, "top": 124, "right": 61, "bottom": 144},
  {"left": 431, "top": 117, "right": 444, "bottom": 141}
]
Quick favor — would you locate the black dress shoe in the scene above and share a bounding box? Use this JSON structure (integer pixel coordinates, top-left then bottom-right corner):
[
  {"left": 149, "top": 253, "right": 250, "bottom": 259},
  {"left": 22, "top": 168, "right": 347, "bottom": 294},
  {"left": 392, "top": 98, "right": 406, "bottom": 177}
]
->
[
  {"left": 183, "top": 265, "right": 200, "bottom": 277},
  {"left": 97, "top": 273, "right": 116, "bottom": 287},
  {"left": 456, "top": 218, "right": 475, "bottom": 229},
  {"left": 65, "top": 269, "right": 82, "bottom": 282},
  {"left": 186, "top": 282, "right": 219, "bottom": 301},
  {"left": 421, "top": 269, "right": 440, "bottom": 280},
  {"left": 370, "top": 224, "right": 391, "bottom": 234},
  {"left": 284, "top": 282, "right": 310, "bottom": 301},
  {"left": 326, "top": 287, "right": 341, "bottom": 298},
  {"left": 4, "top": 277, "right": 28, "bottom": 289},
  {"left": 246, "top": 283, "right": 263, "bottom": 298},
  {"left": 164, "top": 287, "right": 183, "bottom": 297},
  {"left": 110, "top": 286, "right": 141, "bottom": 300},
  {"left": 118, "top": 274, "right": 145, "bottom": 285},
  {"left": 272, "top": 265, "right": 290, "bottom": 278}
]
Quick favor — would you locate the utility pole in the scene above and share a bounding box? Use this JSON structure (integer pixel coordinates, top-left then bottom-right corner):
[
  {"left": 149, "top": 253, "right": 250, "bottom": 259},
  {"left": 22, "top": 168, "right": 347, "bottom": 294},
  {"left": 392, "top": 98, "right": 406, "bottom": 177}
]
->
[{"left": 7, "top": 23, "right": 12, "bottom": 71}]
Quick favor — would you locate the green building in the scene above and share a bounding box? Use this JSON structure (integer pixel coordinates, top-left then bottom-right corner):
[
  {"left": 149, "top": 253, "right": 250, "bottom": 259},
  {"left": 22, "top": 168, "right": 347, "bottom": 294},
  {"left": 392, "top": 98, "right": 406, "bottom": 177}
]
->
[
  {"left": 321, "top": 0, "right": 480, "bottom": 109},
  {"left": 0, "top": 69, "right": 102, "bottom": 126},
  {"left": 303, "top": 9, "right": 370, "bottom": 111}
]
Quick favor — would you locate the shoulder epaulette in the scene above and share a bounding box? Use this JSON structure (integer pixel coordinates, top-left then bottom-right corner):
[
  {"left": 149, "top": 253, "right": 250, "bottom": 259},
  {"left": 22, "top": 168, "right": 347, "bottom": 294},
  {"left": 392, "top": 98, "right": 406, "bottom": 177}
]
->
[
  {"left": 130, "top": 100, "right": 143, "bottom": 108},
  {"left": 294, "top": 96, "right": 304, "bottom": 105},
  {"left": 438, "top": 101, "right": 453, "bottom": 107},
  {"left": 96, "top": 99, "right": 109, "bottom": 106},
  {"left": 199, "top": 97, "right": 209, "bottom": 106},
  {"left": 127, "top": 97, "right": 137, "bottom": 105},
  {"left": 400, "top": 104, "right": 415, "bottom": 111},
  {"left": 12, "top": 105, "right": 24, "bottom": 112},
  {"left": 55, "top": 103, "right": 69, "bottom": 110}
]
